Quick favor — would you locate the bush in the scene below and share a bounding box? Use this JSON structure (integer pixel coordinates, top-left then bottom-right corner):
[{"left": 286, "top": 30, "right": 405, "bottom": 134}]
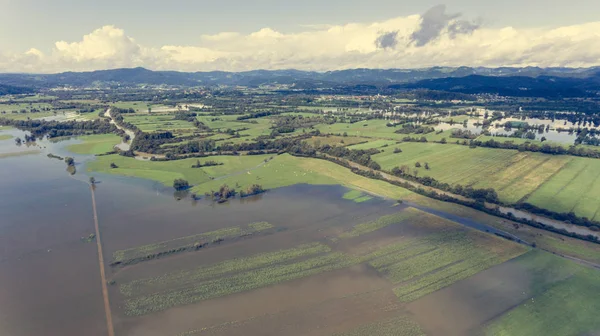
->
[{"left": 173, "top": 178, "right": 190, "bottom": 191}]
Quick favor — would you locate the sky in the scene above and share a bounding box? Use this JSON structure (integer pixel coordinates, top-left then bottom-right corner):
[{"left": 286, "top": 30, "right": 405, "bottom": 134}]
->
[{"left": 1, "top": 0, "right": 600, "bottom": 73}]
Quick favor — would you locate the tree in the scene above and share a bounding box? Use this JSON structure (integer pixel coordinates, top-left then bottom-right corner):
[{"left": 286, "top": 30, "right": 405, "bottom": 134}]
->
[
  {"left": 173, "top": 178, "right": 190, "bottom": 190},
  {"left": 342, "top": 132, "right": 348, "bottom": 137},
  {"left": 89, "top": 177, "right": 96, "bottom": 184},
  {"left": 393, "top": 147, "right": 402, "bottom": 153},
  {"left": 65, "top": 157, "right": 75, "bottom": 166},
  {"left": 110, "top": 162, "right": 118, "bottom": 168},
  {"left": 424, "top": 162, "right": 430, "bottom": 170},
  {"left": 440, "top": 138, "right": 447, "bottom": 144},
  {"left": 14, "top": 137, "right": 22, "bottom": 145},
  {"left": 415, "top": 162, "right": 421, "bottom": 168},
  {"left": 541, "top": 136, "right": 547, "bottom": 142}
]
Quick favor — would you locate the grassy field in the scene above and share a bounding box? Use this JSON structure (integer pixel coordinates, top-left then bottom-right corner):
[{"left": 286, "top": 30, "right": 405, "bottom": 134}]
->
[
  {"left": 347, "top": 139, "right": 398, "bottom": 150},
  {"left": 304, "top": 135, "right": 369, "bottom": 147},
  {"left": 485, "top": 251, "right": 600, "bottom": 336},
  {"left": 372, "top": 142, "right": 575, "bottom": 204},
  {"left": 67, "top": 134, "right": 122, "bottom": 154},
  {"left": 123, "top": 114, "right": 197, "bottom": 133},
  {"left": 87, "top": 154, "right": 272, "bottom": 186},
  {"left": 526, "top": 158, "right": 600, "bottom": 221},
  {"left": 88, "top": 153, "right": 416, "bottom": 200},
  {"left": 0, "top": 134, "right": 13, "bottom": 141},
  {"left": 315, "top": 120, "right": 407, "bottom": 140}
]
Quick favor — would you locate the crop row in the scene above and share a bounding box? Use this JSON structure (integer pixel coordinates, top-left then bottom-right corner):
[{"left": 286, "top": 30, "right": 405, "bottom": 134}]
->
[
  {"left": 120, "top": 242, "right": 331, "bottom": 297},
  {"left": 124, "top": 252, "right": 352, "bottom": 316}
]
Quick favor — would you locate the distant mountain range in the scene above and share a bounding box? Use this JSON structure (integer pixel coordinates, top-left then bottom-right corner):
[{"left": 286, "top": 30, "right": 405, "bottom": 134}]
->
[{"left": 1, "top": 66, "right": 600, "bottom": 98}]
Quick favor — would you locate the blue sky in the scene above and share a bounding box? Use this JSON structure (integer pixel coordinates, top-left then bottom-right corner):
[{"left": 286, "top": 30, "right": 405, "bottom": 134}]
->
[{"left": 1, "top": 0, "right": 599, "bottom": 72}]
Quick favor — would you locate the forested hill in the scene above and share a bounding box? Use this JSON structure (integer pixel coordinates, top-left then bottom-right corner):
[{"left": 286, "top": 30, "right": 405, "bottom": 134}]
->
[
  {"left": 0, "top": 84, "right": 34, "bottom": 96},
  {"left": 1, "top": 66, "right": 600, "bottom": 98},
  {"left": 398, "top": 74, "right": 600, "bottom": 98}
]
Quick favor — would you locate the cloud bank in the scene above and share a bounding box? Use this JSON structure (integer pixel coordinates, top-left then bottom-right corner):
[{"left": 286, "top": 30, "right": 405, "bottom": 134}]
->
[{"left": 1, "top": 5, "right": 600, "bottom": 73}]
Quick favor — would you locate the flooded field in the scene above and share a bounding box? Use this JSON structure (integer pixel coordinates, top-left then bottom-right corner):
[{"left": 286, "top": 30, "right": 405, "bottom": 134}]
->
[{"left": 1, "top": 126, "right": 600, "bottom": 336}]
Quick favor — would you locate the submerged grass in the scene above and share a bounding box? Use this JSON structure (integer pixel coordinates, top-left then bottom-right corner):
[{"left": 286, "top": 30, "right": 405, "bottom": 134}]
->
[
  {"left": 120, "top": 242, "right": 331, "bottom": 297},
  {"left": 342, "top": 189, "right": 373, "bottom": 203},
  {"left": 339, "top": 208, "right": 419, "bottom": 238},
  {"left": 124, "top": 251, "right": 352, "bottom": 316},
  {"left": 67, "top": 134, "right": 122, "bottom": 155},
  {"left": 334, "top": 316, "right": 425, "bottom": 336},
  {"left": 485, "top": 251, "right": 600, "bottom": 336},
  {"left": 112, "top": 222, "right": 274, "bottom": 265}
]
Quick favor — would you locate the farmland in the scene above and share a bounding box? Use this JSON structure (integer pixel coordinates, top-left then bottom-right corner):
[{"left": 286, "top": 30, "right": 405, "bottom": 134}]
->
[
  {"left": 104, "top": 196, "right": 529, "bottom": 336},
  {"left": 485, "top": 251, "right": 600, "bottom": 336},
  {"left": 369, "top": 142, "right": 600, "bottom": 220},
  {"left": 5, "top": 87, "right": 600, "bottom": 336},
  {"left": 67, "top": 134, "right": 122, "bottom": 155}
]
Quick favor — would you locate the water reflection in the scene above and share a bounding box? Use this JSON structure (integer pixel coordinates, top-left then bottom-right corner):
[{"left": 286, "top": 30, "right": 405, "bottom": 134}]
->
[{"left": 432, "top": 116, "right": 590, "bottom": 145}]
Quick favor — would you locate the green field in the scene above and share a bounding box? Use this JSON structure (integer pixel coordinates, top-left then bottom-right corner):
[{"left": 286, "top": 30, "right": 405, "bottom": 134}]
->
[
  {"left": 525, "top": 158, "right": 600, "bottom": 220},
  {"left": 315, "top": 120, "right": 406, "bottom": 140},
  {"left": 304, "top": 135, "right": 369, "bottom": 148},
  {"left": 372, "top": 142, "right": 575, "bottom": 204},
  {"left": 88, "top": 154, "right": 272, "bottom": 186},
  {"left": 347, "top": 139, "right": 398, "bottom": 150},
  {"left": 67, "top": 134, "right": 122, "bottom": 154},
  {"left": 123, "top": 114, "right": 197, "bottom": 133},
  {"left": 0, "top": 134, "right": 13, "bottom": 141},
  {"left": 485, "top": 251, "right": 600, "bottom": 336},
  {"left": 88, "top": 153, "right": 416, "bottom": 200}
]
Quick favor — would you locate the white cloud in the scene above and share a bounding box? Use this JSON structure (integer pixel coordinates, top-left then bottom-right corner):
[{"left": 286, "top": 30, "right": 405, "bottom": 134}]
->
[{"left": 2, "top": 14, "right": 600, "bottom": 73}]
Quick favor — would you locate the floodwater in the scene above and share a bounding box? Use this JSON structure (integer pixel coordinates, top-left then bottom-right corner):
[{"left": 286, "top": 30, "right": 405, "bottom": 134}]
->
[
  {"left": 0, "top": 129, "right": 106, "bottom": 336},
  {"left": 0, "top": 125, "right": 597, "bottom": 336}
]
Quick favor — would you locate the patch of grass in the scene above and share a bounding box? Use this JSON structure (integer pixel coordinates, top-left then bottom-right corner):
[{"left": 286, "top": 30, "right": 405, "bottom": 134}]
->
[
  {"left": 539, "top": 235, "right": 600, "bottom": 264},
  {"left": 339, "top": 209, "right": 420, "bottom": 238},
  {"left": 342, "top": 189, "right": 373, "bottom": 203},
  {"left": 67, "top": 134, "right": 122, "bottom": 154},
  {"left": 112, "top": 222, "right": 274, "bottom": 264},
  {"left": 0, "top": 134, "right": 13, "bottom": 141},
  {"left": 485, "top": 251, "right": 600, "bottom": 336},
  {"left": 334, "top": 316, "right": 425, "bottom": 336}
]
